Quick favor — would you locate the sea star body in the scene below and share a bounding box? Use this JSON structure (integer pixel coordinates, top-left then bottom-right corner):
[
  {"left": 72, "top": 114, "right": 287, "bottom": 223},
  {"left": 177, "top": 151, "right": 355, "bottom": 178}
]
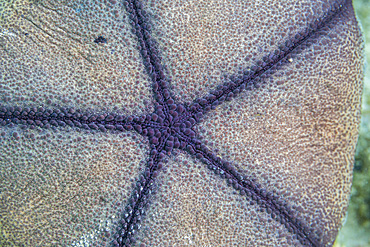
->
[{"left": 0, "top": 0, "right": 364, "bottom": 246}]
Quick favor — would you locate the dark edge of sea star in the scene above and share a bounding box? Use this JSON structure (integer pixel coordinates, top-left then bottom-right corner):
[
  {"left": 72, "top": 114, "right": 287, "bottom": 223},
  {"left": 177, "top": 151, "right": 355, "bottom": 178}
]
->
[{"left": 0, "top": 0, "right": 352, "bottom": 246}]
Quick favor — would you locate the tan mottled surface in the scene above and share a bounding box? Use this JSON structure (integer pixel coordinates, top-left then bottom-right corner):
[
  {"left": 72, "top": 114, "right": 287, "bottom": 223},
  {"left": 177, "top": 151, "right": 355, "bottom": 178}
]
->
[
  {"left": 143, "top": 0, "right": 336, "bottom": 103},
  {"left": 198, "top": 2, "right": 364, "bottom": 245},
  {"left": 136, "top": 151, "right": 301, "bottom": 246},
  {"left": 0, "top": 0, "right": 364, "bottom": 246},
  {"left": 0, "top": 0, "right": 153, "bottom": 114},
  {"left": 0, "top": 125, "right": 148, "bottom": 245},
  {"left": 335, "top": 0, "right": 370, "bottom": 245}
]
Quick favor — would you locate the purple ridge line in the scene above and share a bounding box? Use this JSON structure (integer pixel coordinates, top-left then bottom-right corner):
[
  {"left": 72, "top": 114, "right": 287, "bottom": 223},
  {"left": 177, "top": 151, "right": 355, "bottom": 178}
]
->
[
  {"left": 0, "top": 106, "right": 138, "bottom": 132},
  {"left": 115, "top": 0, "right": 350, "bottom": 245},
  {"left": 123, "top": 0, "right": 171, "bottom": 117},
  {"left": 188, "top": 142, "right": 320, "bottom": 247}
]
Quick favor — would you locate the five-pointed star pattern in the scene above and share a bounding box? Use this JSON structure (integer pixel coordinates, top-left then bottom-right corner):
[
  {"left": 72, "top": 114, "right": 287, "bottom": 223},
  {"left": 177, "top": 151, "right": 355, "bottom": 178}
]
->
[{"left": 0, "top": 0, "right": 361, "bottom": 246}]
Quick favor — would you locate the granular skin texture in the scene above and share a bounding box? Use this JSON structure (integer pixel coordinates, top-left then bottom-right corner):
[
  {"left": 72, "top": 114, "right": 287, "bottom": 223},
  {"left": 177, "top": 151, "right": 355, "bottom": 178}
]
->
[{"left": 0, "top": 0, "right": 364, "bottom": 246}]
